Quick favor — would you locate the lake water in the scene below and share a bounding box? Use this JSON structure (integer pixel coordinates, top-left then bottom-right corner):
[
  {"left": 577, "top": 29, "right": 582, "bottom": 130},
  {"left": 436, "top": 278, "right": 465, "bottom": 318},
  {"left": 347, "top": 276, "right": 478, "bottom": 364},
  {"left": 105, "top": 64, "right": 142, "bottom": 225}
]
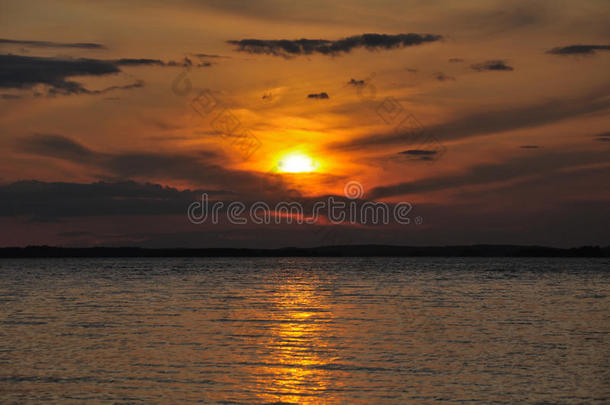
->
[{"left": 0, "top": 257, "right": 608, "bottom": 404}]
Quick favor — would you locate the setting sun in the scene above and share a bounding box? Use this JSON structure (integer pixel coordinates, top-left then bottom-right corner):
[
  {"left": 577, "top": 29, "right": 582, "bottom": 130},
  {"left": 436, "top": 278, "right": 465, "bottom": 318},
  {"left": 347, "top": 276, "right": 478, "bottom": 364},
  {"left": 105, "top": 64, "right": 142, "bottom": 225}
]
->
[{"left": 277, "top": 153, "right": 317, "bottom": 173}]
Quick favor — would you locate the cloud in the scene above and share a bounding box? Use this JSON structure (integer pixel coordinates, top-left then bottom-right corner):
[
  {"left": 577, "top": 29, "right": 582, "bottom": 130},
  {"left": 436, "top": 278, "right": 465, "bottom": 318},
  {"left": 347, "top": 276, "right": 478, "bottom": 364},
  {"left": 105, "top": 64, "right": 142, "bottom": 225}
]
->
[
  {"left": 193, "top": 53, "right": 229, "bottom": 59},
  {"left": 0, "top": 54, "right": 203, "bottom": 95},
  {"left": 227, "top": 33, "right": 442, "bottom": 57},
  {"left": 113, "top": 58, "right": 165, "bottom": 66},
  {"left": 0, "top": 38, "right": 105, "bottom": 49},
  {"left": 166, "top": 57, "right": 193, "bottom": 67},
  {"left": 331, "top": 88, "right": 610, "bottom": 151},
  {"left": 547, "top": 45, "right": 610, "bottom": 55},
  {"left": 307, "top": 92, "right": 329, "bottom": 99},
  {"left": 398, "top": 149, "right": 438, "bottom": 161},
  {"left": 433, "top": 72, "right": 455, "bottom": 81},
  {"left": 15, "top": 134, "right": 288, "bottom": 196},
  {"left": 369, "top": 149, "right": 610, "bottom": 199},
  {"left": 347, "top": 78, "right": 365, "bottom": 87},
  {"left": 0, "top": 180, "right": 212, "bottom": 221},
  {"left": 17, "top": 134, "right": 99, "bottom": 163},
  {"left": 520, "top": 145, "right": 540, "bottom": 149},
  {"left": 596, "top": 132, "right": 610, "bottom": 142},
  {"left": 115, "top": 57, "right": 209, "bottom": 68},
  {"left": 45, "top": 80, "right": 144, "bottom": 96},
  {"left": 89, "top": 80, "right": 144, "bottom": 94},
  {"left": 448, "top": 58, "right": 463, "bottom": 63},
  {"left": 399, "top": 149, "right": 438, "bottom": 156},
  {"left": 471, "top": 60, "right": 514, "bottom": 71},
  {"left": 0, "top": 54, "right": 119, "bottom": 92}
]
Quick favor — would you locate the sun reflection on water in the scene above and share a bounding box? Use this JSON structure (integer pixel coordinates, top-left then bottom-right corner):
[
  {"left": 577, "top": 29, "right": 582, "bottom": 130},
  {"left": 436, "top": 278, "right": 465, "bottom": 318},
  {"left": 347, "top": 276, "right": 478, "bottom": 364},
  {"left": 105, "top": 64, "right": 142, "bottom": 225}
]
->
[{"left": 252, "top": 278, "right": 337, "bottom": 404}]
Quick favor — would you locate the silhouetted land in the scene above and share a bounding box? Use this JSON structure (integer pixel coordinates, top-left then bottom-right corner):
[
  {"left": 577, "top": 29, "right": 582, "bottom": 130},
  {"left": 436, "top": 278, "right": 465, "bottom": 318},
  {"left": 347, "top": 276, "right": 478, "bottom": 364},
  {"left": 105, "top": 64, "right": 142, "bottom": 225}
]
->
[{"left": 0, "top": 245, "right": 609, "bottom": 258}]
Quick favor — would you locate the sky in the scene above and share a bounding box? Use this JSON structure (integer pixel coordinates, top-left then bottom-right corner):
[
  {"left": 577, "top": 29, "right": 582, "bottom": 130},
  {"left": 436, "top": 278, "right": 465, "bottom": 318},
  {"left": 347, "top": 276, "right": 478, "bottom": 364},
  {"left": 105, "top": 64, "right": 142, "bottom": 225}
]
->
[{"left": 1, "top": 0, "right": 609, "bottom": 248}]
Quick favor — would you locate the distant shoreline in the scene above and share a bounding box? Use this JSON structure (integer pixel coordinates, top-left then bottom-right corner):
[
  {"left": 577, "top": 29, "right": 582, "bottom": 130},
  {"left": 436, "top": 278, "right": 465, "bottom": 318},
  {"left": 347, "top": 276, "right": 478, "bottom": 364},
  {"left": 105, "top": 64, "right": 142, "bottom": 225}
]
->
[{"left": 1, "top": 245, "right": 609, "bottom": 258}]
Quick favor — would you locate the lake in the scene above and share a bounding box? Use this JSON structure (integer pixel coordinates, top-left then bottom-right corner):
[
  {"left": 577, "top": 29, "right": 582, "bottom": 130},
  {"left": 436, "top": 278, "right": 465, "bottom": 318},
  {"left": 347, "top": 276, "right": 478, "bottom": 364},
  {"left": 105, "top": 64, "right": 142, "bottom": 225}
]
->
[{"left": 1, "top": 257, "right": 608, "bottom": 404}]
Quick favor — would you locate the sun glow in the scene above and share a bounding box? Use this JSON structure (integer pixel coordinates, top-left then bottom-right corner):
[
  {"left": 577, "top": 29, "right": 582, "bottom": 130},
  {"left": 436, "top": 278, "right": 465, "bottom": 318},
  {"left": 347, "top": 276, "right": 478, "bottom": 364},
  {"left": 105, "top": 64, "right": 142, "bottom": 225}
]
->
[{"left": 277, "top": 152, "right": 317, "bottom": 173}]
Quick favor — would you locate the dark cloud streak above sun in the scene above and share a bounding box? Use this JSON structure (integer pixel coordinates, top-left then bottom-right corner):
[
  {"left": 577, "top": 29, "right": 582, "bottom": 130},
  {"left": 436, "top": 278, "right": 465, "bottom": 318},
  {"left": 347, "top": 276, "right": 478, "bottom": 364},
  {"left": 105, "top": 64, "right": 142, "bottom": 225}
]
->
[
  {"left": 0, "top": 38, "right": 106, "bottom": 49},
  {"left": 470, "top": 60, "right": 514, "bottom": 71},
  {"left": 0, "top": 54, "right": 119, "bottom": 93},
  {"left": 0, "top": 54, "right": 207, "bottom": 96},
  {"left": 227, "top": 33, "right": 442, "bottom": 57},
  {"left": 547, "top": 44, "right": 610, "bottom": 55},
  {"left": 307, "top": 92, "right": 329, "bottom": 99}
]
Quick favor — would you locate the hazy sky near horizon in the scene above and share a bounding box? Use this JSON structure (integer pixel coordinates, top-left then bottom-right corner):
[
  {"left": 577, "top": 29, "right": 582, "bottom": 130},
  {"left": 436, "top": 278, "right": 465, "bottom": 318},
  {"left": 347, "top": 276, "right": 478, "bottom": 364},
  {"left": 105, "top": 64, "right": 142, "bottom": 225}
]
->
[{"left": 1, "top": 0, "right": 609, "bottom": 248}]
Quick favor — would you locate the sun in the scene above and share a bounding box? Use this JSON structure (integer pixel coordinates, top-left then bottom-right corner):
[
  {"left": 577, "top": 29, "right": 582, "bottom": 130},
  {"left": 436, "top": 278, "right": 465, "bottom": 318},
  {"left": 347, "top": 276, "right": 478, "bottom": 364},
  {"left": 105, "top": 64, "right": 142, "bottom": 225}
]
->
[{"left": 277, "top": 152, "right": 317, "bottom": 173}]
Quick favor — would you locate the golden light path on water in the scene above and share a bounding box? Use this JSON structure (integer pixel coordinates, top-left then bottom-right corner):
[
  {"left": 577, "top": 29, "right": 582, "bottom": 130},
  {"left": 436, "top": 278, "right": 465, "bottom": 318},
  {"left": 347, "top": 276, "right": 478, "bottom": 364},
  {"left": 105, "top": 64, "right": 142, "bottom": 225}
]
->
[{"left": 252, "top": 277, "right": 335, "bottom": 404}]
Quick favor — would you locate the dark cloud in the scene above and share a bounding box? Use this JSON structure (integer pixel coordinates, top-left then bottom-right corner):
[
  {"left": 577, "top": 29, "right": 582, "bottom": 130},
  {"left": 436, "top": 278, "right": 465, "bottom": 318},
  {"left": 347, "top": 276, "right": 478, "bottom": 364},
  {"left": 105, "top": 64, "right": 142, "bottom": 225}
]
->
[
  {"left": 228, "top": 33, "right": 442, "bottom": 57},
  {"left": 398, "top": 149, "right": 438, "bottom": 161},
  {"left": 347, "top": 78, "right": 365, "bottom": 87},
  {"left": 369, "top": 149, "right": 610, "bottom": 199},
  {"left": 0, "top": 176, "right": 401, "bottom": 225},
  {"left": 44, "top": 80, "right": 144, "bottom": 96},
  {"left": 433, "top": 72, "right": 455, "bottom": 81},
  {"left": 194, "top": 53, "right": 228, "bottom": 59},
  {"left": 406, "top": 68, "right": 418, "bottom": 73},
  {"left": 17, "top": 134, "right": 99, "bottom": 163},
  {"left": 331, "top": 88, "right": 610, "bottom": 151},
  {"left": 2, "top": 177, "right": 609, "bottom": 247},
  {"left": 471, "top": 60, "right": 514, "bottom": 71},
  {"left": 113, "top": 58, "right": 165, "bottom": 66},
  {"left": 0, "top": 38, "right": 105, "bottom": 49},
  {"left": 0, "top": 54, "right": 119, "bottom": 93},
  {"left": 0, "top": 54, "right": 201, "bottom": 95},
  {"left": 399, "top": 149, "right": 438, "bottom": 156},
  {"left": 0, "top": 180, "right": 214, "bottom": 221},
  {"left": 166, "top": 57, "right": 193, "bottom": 67},
  {"left": 15, "top": 134, "right": 288, "bottom": 197},
  {"left": 520, "top": 145, "right": 540, "bottom": 149},
  {"left": 596, "top": 132, "right": 610, "bottom": 142},
  {"left": 448, "top": 58, "right": 463, "bottom": 63},
  {"left": 89, "top": 80, "right": 144, "bottom": 94},
  {"left": 115, "top": 57, "right": 207, "bottom": 68},
  {"left": 307, "top": 92, "right": 329, "bottom": 99},
  {"left": 594, "top": 131, "right": 610, "bottom": 141},
  {"left": 547, "top": 45, "right": 610, "bottom": 55}
]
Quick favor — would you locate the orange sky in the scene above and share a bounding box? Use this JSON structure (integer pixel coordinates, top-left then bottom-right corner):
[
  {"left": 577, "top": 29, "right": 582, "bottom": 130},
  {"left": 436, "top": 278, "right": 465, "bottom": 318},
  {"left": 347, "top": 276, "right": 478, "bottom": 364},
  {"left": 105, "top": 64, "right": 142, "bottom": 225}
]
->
[{"left": 1, "top": 0, "right": 609, "bottom": 247}]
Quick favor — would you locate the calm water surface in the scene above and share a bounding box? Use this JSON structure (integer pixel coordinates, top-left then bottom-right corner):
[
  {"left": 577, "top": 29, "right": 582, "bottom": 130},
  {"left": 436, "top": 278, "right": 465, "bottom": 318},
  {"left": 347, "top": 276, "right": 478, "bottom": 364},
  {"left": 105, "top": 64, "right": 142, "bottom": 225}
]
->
[{"left": 0, "top": 257, "right": 608, "bottom": 404}]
